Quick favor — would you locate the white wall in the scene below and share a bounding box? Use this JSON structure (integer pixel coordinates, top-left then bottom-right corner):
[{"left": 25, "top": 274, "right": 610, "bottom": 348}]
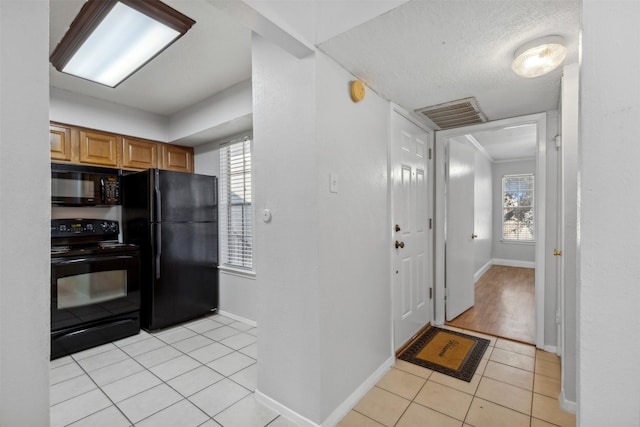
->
[
  {"left": 579, "top": 1, "right": 640, "bottom": 424},
  {"left": 316, "top": 52, "right": 391, "bottom": 421},
  {"left": 0, "top": 1, "right": 51, "bottom": 425},
  {"left": 474, "top": 149, "right": 493, "bottom": 275},
  {"left": 252, "top": 34, "right": 392, "bottom": 425},
  {"left": 50, "top": 87, "right": 168, "bottom": 141},
  {"left": 492, "top": 159, "right": 536, "bottom": 264},
  {"left": 195, "top": 135, "right": 257, "bottom": 324},
  {"left": 252, "top": 33, "right": 323, "bottom": 422}
]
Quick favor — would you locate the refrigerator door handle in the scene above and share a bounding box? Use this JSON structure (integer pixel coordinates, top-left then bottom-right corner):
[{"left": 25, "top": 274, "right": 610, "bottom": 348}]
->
[
  {"left": 154, "top": 170, "right": 162, "bottom": 223},
  {"left": 155, "top": 223, "right": 162, "bottom": 279}
]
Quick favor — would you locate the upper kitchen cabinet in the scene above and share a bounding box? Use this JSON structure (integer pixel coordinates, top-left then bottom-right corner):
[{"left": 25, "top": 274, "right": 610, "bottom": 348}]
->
[
  {"left": 78, "top": 129, "right": 119, "bottom": 167},
  {"left": 161, "top": 144, "right": 194, "bottom": 173},
  {"left": 50, "top": 122, "right": 194, "bottom": 173},
  {"left": 122, "top": 137, "right": 159, "bottom": 170},
  {"left": 50, "top": 123, "right": 72, "bottom": 162}
]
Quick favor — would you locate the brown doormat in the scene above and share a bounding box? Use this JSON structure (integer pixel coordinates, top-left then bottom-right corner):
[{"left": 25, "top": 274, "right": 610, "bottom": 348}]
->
[{"left": 398, "top": 327, "right": 490, "bottom": 382}]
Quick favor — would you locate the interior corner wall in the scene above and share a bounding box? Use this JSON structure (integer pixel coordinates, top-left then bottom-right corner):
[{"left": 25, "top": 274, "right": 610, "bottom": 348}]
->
[
  {"left": 580, "top": 1, "right": 640, "bottom": 424},
  {"left": 315, "top": 52, "right": 392, "bottom": 420},
  {"left": 0, "top": 1, "right": 51, "bottom": 425},
  {"left": 194, "top": 141, "right": 257, "bottom": 324},
  {"left": 251, "top": 33, "right": 323, "bottom": 423},
  {"left": 491, "top": 159, "right": 536, "bottom": 263},
  {"left": 473, "top": 150, "right": 493, "bottom": 275}
]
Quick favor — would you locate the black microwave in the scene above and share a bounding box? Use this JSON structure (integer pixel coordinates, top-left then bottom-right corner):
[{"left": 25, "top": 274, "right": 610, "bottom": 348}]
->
[{"left": 51, "top": 163, "right": 121, "bottom": 206}]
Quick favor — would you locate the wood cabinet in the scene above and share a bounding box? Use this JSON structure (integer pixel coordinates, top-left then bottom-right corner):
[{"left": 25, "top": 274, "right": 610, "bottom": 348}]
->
[
  {"left": 50, "top": 122, "right": 194, "bottom": 173},
  {"left": 122, "top": 137, "right": 159, "bottom": 170},
  {"left": 79, "top": 129, "right": 119, "bottom": 167},
  {"left": 50, "top": 124, "right": 72, "bottom": 161},
  {"left": 161, "top": 144, "right": 194, "bottom": 173}
]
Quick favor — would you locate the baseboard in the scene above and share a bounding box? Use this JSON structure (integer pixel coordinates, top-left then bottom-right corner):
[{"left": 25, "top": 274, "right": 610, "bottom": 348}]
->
[
  {"left": 543, "top": 344, "right": 558, "bottom": 354},
  {"left": 217, "top": 310, "right": 257, "bottom": 327},
  {"left": 255, "top": 390, "right": 320, "bottom": 427},
  {"left": 560, "top": 389, "right": 577, "bottom": 414},
  {"left": 255, "top": 355, "right": 395, "bottom": 427},
  {"left": 492, "top": 258, "right": 535, "bottom": 269},
  {"left": 321, "top": 355, "right": 395, "bottom": 427},
  {"left": 474, "top": 260, "right": 493, "bottom": 282}
]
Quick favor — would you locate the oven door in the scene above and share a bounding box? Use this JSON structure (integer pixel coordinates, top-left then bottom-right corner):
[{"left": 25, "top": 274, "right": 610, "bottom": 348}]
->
[{"left": 51, "top": 253, "right": 141, "bottom": 332}]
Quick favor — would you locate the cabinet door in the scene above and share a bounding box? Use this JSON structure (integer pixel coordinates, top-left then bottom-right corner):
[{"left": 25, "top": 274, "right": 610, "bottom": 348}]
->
[
  {"left": 79, "top": 130, "right": 119, "bottom": 167},
  {"left": 50, "top": 124, "right": 72, "bottom": 161},
  {"left": 122, "top": 137, "right": 159, "bottom": 170},
  {"left": 161, "top": 144, "right": 193, "bottom": 173}
]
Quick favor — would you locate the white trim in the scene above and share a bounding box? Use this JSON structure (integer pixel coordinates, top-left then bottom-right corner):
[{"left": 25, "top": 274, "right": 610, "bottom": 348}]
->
[
  {"left": 217, "top": 310, "right": 257, "bottom": 327},
  {"left": 474, "top": 260, "right": 493, "bottom": 282},
  {"left": 255, "top": 356, "right": 395, "bottom": 427},
  {"left": 560, "top": 389, "right": 577, "bottom": 414},
  {"left": 434, "top": 112, "right": 547, "bottom": 349},
  {"left": 321, "top": 356, "right": 395, "bottom": 427},
  {"left": 492, "top": 258, "right": 535, "bottom": 269},
  {"left": 255, "top": 390, "right": 319, "bottom": 427},
  {"left": 465, "top": 134, "right": 494, "bottom": 162},
  {"left": 218, "top": 265, "right": 256, "bottom": 279},
  {"left": 543, "top": 344, "right": 558, "bottom": 355}
]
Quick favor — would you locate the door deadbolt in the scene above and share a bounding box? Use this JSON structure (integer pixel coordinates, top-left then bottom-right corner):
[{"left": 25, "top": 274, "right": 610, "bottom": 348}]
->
[
  {"left": 395, "top": 241, "right": 405, "bottom": 249},
  {"left": 471, "top": 233, "right": 478, "bottom": 239},
  {"left": 553, "top": 249, "right": 562, "bottom": 256}
]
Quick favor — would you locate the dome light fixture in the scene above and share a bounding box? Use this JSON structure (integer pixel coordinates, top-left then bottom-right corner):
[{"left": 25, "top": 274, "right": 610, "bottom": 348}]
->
[{"left": 511, "top": 36, "right": 567, "bottom": 78}]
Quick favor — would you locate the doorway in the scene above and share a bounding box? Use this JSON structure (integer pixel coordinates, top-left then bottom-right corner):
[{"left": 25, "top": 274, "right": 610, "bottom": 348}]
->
[{"left": 434, "top": 113, "right": 547, "bottom": 347}]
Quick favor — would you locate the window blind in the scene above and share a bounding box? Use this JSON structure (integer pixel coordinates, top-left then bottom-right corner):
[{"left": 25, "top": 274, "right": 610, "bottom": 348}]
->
[
  {"left": 502, "top": 174, "right": 534, "bottom": 241},
  {"left": 219, "top": 138, "right": 253, "bottom": 269}
]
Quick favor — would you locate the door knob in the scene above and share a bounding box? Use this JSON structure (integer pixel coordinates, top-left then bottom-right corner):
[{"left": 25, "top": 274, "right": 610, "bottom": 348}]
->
[
  {"left": 394, "top": 224, "right": 401, "bottom": 232},
  {"left": 553, "top": 249, "right": 562, "bottom": 256},
  {"left": 395, "top": 241, "right": 405, "bottom": 249},
  {"left": 471, "top": 233, "right": 478, "bottom": 239}
]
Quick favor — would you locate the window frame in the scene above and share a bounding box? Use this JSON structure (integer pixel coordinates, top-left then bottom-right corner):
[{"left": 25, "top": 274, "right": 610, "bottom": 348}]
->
[
  {"left": 501, "top": 173, "right": 535, "bottom": 243},
  {"left": 219, "top": 137, "right": 254, "bottom": 273}
]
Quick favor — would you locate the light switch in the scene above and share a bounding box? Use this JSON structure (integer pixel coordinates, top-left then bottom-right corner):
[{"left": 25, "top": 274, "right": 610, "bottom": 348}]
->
[{"left": 330, "top": 172, "right": 339, "bottom": 193}]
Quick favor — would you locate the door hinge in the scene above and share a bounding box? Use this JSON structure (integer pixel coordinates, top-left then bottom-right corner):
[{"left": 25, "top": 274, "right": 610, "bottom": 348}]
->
[
  {"left": 428, "top": 148, "right": 432, "bottom": 159},
  {"left": 429, "top": 287, "right": 433, "bottom": 299},
  {"left": 555, "top": 135, "right": 562, "bottom": 149},
  {"left": 429, "top": 218, "right": 432, "bottom": 229}
]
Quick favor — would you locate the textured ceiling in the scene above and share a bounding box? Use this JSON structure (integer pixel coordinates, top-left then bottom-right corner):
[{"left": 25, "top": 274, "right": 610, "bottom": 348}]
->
[
  {"left": 49, "top": 0, "right": 252, "bottom": 116},
  {"left": 319, "top": 0, "right": 580, "bottom": 122}
]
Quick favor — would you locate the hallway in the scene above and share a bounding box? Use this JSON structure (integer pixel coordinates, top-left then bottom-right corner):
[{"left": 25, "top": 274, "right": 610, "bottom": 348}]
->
[{"left": 446, "top": 266, "right": 535, "bottom": 343}]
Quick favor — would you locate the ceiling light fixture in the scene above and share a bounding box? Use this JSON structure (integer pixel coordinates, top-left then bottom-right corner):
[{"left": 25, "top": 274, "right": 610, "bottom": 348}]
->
[
  {"left": 511, "top": 36, "right": 567, "bottom": 78},
  {"left": 50, "top": 0, "right": 195, "bottom": 88}
]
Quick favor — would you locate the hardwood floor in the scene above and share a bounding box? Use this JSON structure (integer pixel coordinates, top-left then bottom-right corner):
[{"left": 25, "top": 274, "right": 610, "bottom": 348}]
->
[{"left": 446, "top": 265, "right": 535, "bottom": 343}]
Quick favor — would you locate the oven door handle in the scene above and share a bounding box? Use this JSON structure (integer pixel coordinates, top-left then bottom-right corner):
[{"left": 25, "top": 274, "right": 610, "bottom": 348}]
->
[
  {"left": 53, "top": 255, "right": 136, "bottom": 265},
  {"left": 155, "top": 223, "right": 162, "bottom": 279}
]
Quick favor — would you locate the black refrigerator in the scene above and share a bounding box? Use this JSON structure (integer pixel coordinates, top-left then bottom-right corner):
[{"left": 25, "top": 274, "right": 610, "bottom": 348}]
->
[{"left": 123, "top": 169, "right": 218, "bottom": 331}]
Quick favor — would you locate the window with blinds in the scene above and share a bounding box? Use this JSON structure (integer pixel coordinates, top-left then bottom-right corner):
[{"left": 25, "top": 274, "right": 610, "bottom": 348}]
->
[
  {"left": 219, "top": 138, "right": 253, "bottom": 270},
  {"left": 502, "top": 174, "right": 534, "bottom": 242}
]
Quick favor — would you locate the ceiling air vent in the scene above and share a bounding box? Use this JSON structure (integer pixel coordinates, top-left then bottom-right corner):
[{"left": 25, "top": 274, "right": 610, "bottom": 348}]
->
[{"left": 415, "top": 97, "right": 487, "bottom": 130}]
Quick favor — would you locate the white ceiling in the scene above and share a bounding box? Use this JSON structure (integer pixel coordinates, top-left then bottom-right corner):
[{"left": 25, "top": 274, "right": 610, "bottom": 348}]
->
[
  {"left": 470, "top": 124, "right": 538, "bottom": 161},
  {"left": 319, "top": 0, "right": 580, "bottom": 121},
  {"left": 50, "top": 0, "right": 579, "bottom": 152}
]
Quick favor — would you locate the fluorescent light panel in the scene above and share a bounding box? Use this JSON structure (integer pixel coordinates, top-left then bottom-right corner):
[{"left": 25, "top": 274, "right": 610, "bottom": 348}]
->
[{"left": 51, "top": 0, "right": 194, "bottom": 88}]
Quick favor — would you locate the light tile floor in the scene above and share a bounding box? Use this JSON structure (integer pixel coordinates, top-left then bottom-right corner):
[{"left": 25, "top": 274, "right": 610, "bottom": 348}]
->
[
  {"left": 51, "top": 320, "right": 575, "bottom": 427},
  {"left": 337, "top": 327, "right": 576, "bottom": 427},
  {"left": 49, "top": 314, "right": 297, "bottom": 427}
]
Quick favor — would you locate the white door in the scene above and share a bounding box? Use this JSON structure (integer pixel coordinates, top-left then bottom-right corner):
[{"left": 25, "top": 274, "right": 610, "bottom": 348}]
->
[
  {"left": 391, "top": 111, "right": 431, "bottom": 350},
  {"left": 445, "top": 138, "right": 476, "bottom": 321}
]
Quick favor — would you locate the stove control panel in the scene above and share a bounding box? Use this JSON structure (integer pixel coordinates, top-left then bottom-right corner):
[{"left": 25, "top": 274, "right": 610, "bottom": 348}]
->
[{"left": 51, "top": 219, "right": 119, "bottom": 238}]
